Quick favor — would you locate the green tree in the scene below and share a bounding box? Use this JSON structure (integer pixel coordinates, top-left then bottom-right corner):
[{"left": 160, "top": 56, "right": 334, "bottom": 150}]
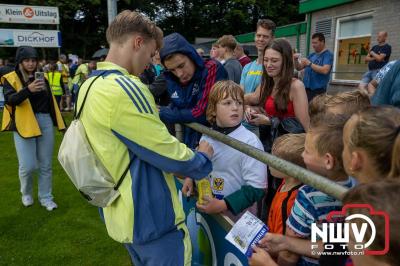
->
[
  {"left": 0, "top": 0, "right": 303, "bottom": 59},
  {"left": 151, "top": 0, "right": 304, "bottom": 42}
]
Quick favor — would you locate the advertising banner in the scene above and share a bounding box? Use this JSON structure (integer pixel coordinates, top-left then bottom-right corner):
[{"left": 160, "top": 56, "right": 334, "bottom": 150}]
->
[
  {"left": 0, "top": 29, "right": 61, "bottom": 47},
  {"left": 0, "top": 4, "right": 59, "bottom": 25}
]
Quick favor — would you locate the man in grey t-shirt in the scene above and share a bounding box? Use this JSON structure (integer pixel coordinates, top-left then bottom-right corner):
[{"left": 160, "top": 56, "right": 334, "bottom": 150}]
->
[{"left": 217, "top": 35, "right": 242, "bottom": 84}]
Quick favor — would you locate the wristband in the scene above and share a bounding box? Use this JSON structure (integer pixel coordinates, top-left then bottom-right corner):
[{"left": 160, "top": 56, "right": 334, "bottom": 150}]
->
[{"left": 308, "top": 62, "right": 313, "bottom": 67}]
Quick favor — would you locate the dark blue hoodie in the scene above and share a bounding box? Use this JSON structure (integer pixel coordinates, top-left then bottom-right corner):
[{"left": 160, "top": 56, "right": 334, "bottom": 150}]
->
[{"left": 159, "top": 33, "right": 227, "bottom": 148}]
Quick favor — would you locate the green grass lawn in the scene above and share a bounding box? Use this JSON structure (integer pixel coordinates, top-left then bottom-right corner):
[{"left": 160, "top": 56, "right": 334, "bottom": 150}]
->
[{"left": 0, "top": 111, "right": 131, "bottom": 266}]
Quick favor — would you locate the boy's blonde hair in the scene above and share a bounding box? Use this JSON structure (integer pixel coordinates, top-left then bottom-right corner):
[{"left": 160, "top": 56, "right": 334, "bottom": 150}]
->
[
  {"left": 272, "top": 134, "right": 306, "bottom": 168},
  {"left": 309, "top": 113, "right": 348, "bottom": 175},
  {"left": 309, "top": 90, "right": 370, "bottom": 122},
  {"left": 326, "top": 90, "right": 370, "bottom": 114},
  {"left": 216, "top": 35, "right": 237, "bottom": 51},
  {"left": 309, "top": 93, "right": 332, "bottom": 118},
  {"left": 347, "top": 106, "right": 400, "bottom": 178},
  {"left": 206, "top": 80, "right": 244, "bottom": 125},
  {"left": 106, "top": 10, "right": 163, "bottom": 49}
]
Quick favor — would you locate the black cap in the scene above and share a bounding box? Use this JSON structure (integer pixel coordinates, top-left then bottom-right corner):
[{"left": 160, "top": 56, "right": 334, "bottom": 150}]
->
[{"left": 15, "top": 46, "right": 38, "bottom": 65}]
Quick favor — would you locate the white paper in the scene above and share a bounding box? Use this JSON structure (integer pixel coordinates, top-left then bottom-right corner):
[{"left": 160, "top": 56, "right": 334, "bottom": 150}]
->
[{"left": 225, "top": 211, "right": 269, "bottom": 257}]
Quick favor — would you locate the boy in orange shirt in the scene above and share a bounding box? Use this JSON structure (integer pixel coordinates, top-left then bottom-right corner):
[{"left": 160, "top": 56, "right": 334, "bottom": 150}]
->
[{"left": 267, "top": 133, "right": 305, "bottom": 234}]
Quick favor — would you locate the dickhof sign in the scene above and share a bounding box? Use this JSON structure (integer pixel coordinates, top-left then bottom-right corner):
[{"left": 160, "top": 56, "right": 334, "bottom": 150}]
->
[
  {"left": 0, "top": 4, "right": 59, "bottom": 25},
  {"left": 0, "top": 29, "right": 61, "bottom": 48}
]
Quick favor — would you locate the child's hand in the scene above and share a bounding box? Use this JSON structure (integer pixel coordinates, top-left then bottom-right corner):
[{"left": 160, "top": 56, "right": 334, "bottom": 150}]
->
[
  {"left": 258, "top": 233, "right": 288, "bottom": 254},
  {"left": 249, "top": 113, "right": 270, "bottom": 126},
  {"left": 182, "top": 178, "right": 194, "bottom": 197},
  {"left": 248, "top": 246, "right": 277, "bottom": 266},
  {"left": 196, "top": 196, "right": 227, "bottom": 214},
  {"left": 197, "top": 140, "right": 214, "bottom": 159},
  {"left": 244, "top": 106, "right": 253, "bottom": 122},
  {"left": 244, "top": 106, "right": 260, "bottom": 122}
]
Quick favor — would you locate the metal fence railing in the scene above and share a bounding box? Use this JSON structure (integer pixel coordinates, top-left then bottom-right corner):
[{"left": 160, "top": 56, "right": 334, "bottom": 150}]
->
[
  {"left": 185, "top": 123, "right": 349, "bottom": 200},
  {"left": 176, "top": 123, "right": 351, "bottom": 265}
]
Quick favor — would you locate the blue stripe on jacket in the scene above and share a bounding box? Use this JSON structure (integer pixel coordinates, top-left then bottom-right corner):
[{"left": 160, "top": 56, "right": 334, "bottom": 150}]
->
[
  {"left": 112, "top": 131, "right": 212, "bottom": 244},
  {"left": 128, "top": 150, "right": 176, "bottom": 244},
  {"left": 112, "top": 130, "right": 212, "bottom": 179},
  {"left": 117, "top": 77, "right": 149, "bottom": 113},
  {"left": 122, "top": 76, "right": 154, "bottom": 114},
  {"left": 115, "top": 78, "right": 143, "bottom": 113}
]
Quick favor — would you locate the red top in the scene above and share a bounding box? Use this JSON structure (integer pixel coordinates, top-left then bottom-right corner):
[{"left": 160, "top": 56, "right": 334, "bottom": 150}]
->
[{"left": 264, "top": 95, "right": 295, "bottom": 118}]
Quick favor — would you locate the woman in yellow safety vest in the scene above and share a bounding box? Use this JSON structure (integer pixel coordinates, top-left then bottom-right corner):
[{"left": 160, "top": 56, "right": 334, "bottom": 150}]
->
[
  {"left": 1, "top": 46, "right": 65, "bottom": 211},
  {"left": 47, "top": 63, "right": 64, "bottom": 108}
]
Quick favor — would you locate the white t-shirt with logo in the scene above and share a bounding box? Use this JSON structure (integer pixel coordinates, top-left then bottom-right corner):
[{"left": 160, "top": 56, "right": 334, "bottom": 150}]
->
[{"left": 200, "top": 125, "right": 267, "bottom": 199}]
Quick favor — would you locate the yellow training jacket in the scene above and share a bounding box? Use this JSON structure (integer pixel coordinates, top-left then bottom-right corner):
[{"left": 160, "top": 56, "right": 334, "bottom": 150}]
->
[{"left": 77, "top": 62, "right": 212, "bottom": 244}]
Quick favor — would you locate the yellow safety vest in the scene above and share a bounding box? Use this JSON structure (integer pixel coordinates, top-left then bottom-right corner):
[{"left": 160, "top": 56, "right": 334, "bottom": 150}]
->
[
  {"left": 57, "top": 61, "right": 70, "bottom": 84},
  {"left": 48, "top": 72, "right": 63, "bottom": 96},
  {"left": 1, "top": 71, "right": 66, "bottom": 138}
]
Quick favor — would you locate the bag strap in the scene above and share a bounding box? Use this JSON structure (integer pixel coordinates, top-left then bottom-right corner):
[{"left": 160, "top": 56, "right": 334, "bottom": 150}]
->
[
  {"left": 114, "top": 157, "right": 133, "bottom": 190},
  {"left": 74, "top": 71, "right": 106, "bottom": 119},
  {"left": 281, "top": 184, "right": 302, "bottom": 235},
  {"left": 72, "top": 68, "right": 132, "bottom": 189},
  {"left": 74, "top": 69, "right": 124, "bottom": 119}
]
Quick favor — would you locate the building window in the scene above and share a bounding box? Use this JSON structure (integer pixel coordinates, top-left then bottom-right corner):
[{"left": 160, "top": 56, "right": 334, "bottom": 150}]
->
[
  {"left": 333, "top": 15, "right": 372, "bottom": 81},
  {"left": 316, "top": 19, "right": 332, "bottom": 37}
]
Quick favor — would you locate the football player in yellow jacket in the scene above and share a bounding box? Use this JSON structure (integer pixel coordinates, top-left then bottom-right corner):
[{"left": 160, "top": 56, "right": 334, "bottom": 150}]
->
[{"left": 75, "top": 11, "right": 213, "bottom": 266}]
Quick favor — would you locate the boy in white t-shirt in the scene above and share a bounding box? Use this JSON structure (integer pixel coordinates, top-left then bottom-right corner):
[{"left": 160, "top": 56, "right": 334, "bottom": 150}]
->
[{"left": 182, "top": 80, "right": 267, "bottom": 219}]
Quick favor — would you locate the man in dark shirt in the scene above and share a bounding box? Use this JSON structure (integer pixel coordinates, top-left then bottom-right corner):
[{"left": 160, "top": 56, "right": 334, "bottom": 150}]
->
[
  {"left": 235, "top": 44, "right": 251, "bottom": 67},
  {"left": 359, "top": 31, "right": 391, "bottom": 90}
]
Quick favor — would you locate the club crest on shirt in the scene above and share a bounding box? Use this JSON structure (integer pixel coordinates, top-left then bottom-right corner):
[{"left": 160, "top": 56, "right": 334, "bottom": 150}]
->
[{"left": 213, "top": 177, "right": 224, "bottom": 191}]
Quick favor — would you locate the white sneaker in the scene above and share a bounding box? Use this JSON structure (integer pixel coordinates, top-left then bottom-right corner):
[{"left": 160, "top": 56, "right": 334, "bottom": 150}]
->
[
  {"left": 22, "top": 195, "right": 34, "bottom": 207},
  {"left": 41, "top": 200, "right": 58, "bottom": 211}
]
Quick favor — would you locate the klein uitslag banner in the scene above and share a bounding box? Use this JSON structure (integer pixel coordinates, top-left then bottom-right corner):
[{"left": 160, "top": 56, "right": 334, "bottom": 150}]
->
[
  {"left": 0, "top": 29, "right": 61, "bottom": 48},
  {"left": 0, "top": 4, "right": 59, "bottom": 25}
]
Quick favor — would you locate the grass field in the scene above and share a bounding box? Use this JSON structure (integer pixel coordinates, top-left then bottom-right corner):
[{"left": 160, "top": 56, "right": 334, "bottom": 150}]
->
[{"left": 0, "top": 112, "right": 131, "bottom": 266}]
